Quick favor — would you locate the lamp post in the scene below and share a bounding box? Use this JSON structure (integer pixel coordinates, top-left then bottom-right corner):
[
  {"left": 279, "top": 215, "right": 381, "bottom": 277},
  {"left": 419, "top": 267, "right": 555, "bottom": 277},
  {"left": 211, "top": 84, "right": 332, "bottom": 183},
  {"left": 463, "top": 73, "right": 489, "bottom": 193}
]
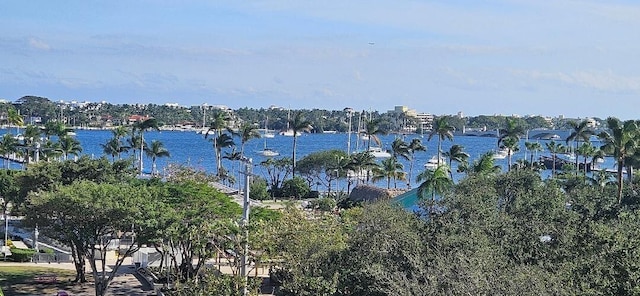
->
[
  {"left": 344, "top": 108, "right": 354, "bottom": 154},
  {"left": 240, "top": 157, "right": 252, "bottom": 296}
]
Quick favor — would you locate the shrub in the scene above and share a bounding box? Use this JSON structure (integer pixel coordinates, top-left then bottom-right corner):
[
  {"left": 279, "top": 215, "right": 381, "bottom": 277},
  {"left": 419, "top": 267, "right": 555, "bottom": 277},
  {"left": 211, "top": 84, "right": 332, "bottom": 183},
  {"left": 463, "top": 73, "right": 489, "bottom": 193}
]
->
[
  {"left": 9, "top": 248, "right": 36, "bottom": 262},
  {"left": 249, "top": 177, "right": 270, "bottom": 200},
  {"left": 281, "top": 177, "right": 310, "bottom": 199}
]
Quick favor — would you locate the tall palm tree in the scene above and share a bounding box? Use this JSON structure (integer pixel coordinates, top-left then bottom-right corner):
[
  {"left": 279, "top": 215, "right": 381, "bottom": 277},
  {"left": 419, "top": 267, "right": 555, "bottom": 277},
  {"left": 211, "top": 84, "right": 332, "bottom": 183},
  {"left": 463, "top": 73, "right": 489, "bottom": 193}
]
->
[
  {"left": 372, "top": 157, "right": 405, "bottom": 189},
  {"left": 144, "top": 140, "right": 170, "bottom": 176},
  {"left": 498, "top": 118, "right": 526, "bottom": 147},
  {"left": 133, "top": 118, "right": 160, "bottom": 174},
  {"left": 101, "top": 138, "right": 122, "bottom": 161},
  {"left": 288, "top": 112, "right": 312, "bottom": 177},
  {"left": 459, "top": 151, "right": 501, "bottom": 176},
  {"left": 363, "top": 118, "right": 384, "bottom": 150},
  {"left": 232, "top": 122, "right": 260, "bottom": 155},
  {"left": 566, "top": 120, "right": 594, "bottom": 175},
  {"left": 598, "top": 117, "right": 637, "bottom": 204},
  {"left": 546, "top": 141, "right": 565, "bottom": 177},
  {"left": 0, "top": 134, "right": 19, "bottom": 169},
  {"left": 348, "top": 151, "right": 377, "bottom": 185},
  {"left": 205, "top": 112, "right": 230, "bottom": 173},
  {"left": 576, "top": 142, "right": 596, "bottom": 176},
  {"left": 524, "top": 141, "right": 543, "bottom": 164},
  {"left": 501, "top": 137, "right": 520, "bottom": 171},
  {"left": 443, "top": 144, "right": 469, "bottom": 178},
  {"left": 428, "top": 117, "right": 454, "bottom": 166},
  {"left": 407, "top": 138, "right": 426, "bottom": 189},
  {"left": 7, "top": 107, "right": 23, "bottom": 135},
  {"left": 20, "top": 124, "right": 42, "bottom": 164},
  {"left": 58, "top": 135, "right": 82, "bottom": 160},
  {"left": 416, "top": 165, "right": 453, "bottom": 212},
  {"left": 391, "top": 138, "right": 410, "bottom": 162},
  {"left": 211, "top": 132, "right": 235, "bottom": 176}
]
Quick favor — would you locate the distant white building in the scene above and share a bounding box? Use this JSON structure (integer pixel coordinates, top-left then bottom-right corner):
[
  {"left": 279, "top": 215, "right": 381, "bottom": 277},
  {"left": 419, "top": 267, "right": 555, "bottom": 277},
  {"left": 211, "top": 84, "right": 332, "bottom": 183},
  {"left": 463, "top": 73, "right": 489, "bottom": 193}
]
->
[{"left": 415, "top": 113, "right": 434, "bottom": 131}]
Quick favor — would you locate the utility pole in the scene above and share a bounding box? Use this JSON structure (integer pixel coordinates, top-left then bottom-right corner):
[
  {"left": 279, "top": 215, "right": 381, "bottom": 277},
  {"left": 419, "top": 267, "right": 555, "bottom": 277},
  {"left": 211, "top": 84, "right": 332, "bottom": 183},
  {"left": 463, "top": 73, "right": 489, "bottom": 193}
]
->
[{"left": 240, "top": 157, "right": 252, "bottom": 296}]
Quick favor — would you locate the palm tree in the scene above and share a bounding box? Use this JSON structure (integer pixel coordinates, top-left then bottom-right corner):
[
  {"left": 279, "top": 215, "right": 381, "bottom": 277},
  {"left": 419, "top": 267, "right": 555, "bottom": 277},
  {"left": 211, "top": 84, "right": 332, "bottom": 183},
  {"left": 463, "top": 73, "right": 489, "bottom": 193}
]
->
[
  {"left": 363, "top": 118, "right": 384, "bottom": 150},
  {"left": 288, "top": 112, "right": 312, "bottom": 177},
  {"left": 598, "top": 117, "right": 637, "bottom": 203},
  {"left": 58, "top": 135, "right": 82, "bottom": 160},
  {"left": 20, "top": 124, "right": 42, "bottom": 164},
  {"left": 144, "top": 140, "right": 170, "bottom": 176},
  {"left": 391, "top": 138, "right": 410, "bottom": 162},
  {"left": 101, "top": 138, "right": 121, "bottom": 161},
  {"left": 428, "top": 117, "right": 454, "bottom": 166},
  {"left": 498, "top": 118, "right": 525, "bottom": 147},
  {"left": 459, "top": 151, "right": 501, "bottom": 176},
  {"left": 443, "top": 144, "right": 469, "bottom": 178},
  {"left": 500, "top": 137, "right": 520, "bottom": 171},
  {"left": 566, "top": 120, "right": 594, "bottom": 175},
  {"left": 7, "top": 107, "right": 23, "bottom": 135},
  {"left": 205, "top": 112, "right": 230, "bottom": 174},
  {"left": 576, "top": 142, "right": 596, "bottom": 176},
  {"left": 416, "top": 165, "right": 453, "bottom": 212},
  {"left": 232, "top": 122, "right": 260, "bottom": 155},
  {"left": 132, "top": 118, "right": 160, "bottom": 174},
  {"left": 546, "top": 141, "right": 565, "bottom": 177},
  {"left": 0, "top": 134, "right": 19, "bottom": 169},
  {"left": 407, "top": 138, "right": 426, "bottom": 189},
  {"left": 211, "top": 132, "right": 235, "bottom": 176},
  {"left": 348, "top": 151, "right": 376, "bottom": 185},
  {"left": 524, "top": 141, "right": 543, "bottom": 164},
  {"left": 372, "top": 157, "right": 405, "bottom": 189}
]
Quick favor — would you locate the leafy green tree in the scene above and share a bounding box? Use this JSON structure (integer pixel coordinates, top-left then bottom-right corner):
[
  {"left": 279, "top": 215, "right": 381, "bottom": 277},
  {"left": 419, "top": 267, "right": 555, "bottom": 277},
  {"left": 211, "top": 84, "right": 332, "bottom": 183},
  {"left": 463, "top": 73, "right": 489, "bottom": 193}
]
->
[
  {"left": 249, "top": 177, "right": 270, "bottom": 201},
  {"left": 260, "top": 157, "right": 292, "bottom": 195},
  {"left": 296, "top": 149, "right": 349, "bottom": 194},
  {"left": 25, "top": 181, "right": 158, "bottom": 296},
  {"left": 281, "top": 177, "right": 311, "bottom": 199},
  {"left": 154, "top": 181, "right": 242, "bottom": 281}
]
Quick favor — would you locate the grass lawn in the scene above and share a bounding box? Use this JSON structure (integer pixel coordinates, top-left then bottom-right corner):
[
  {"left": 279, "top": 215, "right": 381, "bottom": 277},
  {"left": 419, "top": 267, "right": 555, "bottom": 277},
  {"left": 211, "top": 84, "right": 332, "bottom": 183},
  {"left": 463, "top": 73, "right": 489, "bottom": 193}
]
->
[{"left": 0, "top": 266, "right": 94, "bottom": 296}]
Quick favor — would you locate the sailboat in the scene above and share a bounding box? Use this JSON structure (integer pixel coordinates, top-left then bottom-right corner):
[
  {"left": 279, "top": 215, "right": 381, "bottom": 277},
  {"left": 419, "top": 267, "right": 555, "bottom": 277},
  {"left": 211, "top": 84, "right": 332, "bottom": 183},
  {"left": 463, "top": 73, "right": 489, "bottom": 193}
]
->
[
  {"left": 263, "top": 116, "right": 275, "bottom": 138},
  {"left": 258, "top": 116, "right": 279, "bottom": 157},
  {"left": 280, "top": 110, "right": 295, "bottom": 136}
]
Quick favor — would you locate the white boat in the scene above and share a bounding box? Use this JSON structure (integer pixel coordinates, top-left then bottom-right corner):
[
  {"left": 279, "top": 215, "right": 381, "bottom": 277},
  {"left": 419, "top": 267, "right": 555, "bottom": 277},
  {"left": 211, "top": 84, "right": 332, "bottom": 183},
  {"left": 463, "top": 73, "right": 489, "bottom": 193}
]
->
[
  {"left": 322, "top": 130, "right": 338, "bottom": 134},
  {"left": 262, "top": 116, "right": 275, "bottom": 138},
  {"left": 367, "top": 147, "right": 391, "bottom": 158},
  {"left": 257, "top": 148, "right": 279, "bottom": 157},
  {"left": 424, "top": 156, "right": 447, "bottom": 170},
  {"left": 492, "top": 149, "right": 508, "bottom": 160},
  {"left": 279, "top": 129, "right": 295, "bottom": 136}
]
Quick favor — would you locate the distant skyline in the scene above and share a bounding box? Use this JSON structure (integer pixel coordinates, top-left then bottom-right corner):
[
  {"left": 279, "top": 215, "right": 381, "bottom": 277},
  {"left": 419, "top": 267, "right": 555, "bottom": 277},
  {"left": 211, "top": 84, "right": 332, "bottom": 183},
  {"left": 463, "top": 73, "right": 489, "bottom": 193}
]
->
[{"left": 2, "top": 1, "right": 640, "bottom": 119}]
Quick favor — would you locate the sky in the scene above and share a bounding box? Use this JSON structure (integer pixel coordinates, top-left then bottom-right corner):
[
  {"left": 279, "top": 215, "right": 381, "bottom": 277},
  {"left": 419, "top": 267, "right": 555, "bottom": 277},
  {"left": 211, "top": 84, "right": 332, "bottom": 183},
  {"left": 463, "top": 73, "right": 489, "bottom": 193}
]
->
[{"left": 2, "top": 1, "right": 640, "bottom": 119}]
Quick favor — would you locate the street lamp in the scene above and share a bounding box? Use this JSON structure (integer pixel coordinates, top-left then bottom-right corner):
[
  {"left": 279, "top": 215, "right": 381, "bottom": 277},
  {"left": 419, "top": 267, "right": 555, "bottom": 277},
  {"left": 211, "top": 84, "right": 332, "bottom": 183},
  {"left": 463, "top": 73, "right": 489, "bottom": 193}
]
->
[{"left": 344, "top": 108, "right": 354, "bottom": 154}]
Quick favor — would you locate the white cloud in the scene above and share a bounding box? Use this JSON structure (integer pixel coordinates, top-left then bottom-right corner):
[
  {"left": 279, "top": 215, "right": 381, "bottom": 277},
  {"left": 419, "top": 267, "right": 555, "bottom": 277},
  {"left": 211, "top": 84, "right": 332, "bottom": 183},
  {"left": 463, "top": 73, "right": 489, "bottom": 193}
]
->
[
  {"left": 515, "top": 69, "right": 640, "bottom": 93},
  {"left": 28, "top": 37, "right": 50, "bottom": 50}
]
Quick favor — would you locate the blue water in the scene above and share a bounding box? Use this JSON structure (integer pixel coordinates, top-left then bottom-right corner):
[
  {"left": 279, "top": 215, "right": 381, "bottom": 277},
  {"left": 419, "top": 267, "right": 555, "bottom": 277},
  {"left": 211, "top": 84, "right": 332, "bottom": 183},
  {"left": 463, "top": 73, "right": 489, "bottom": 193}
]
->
[{"left": 2, "top": 129, "right": 618, "bottom": 190}]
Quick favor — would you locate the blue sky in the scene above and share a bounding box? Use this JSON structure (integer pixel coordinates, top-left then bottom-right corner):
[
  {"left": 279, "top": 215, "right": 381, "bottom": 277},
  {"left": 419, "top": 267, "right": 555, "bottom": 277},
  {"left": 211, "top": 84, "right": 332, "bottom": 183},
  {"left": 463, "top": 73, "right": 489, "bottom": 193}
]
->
[{"left": 2, "top": 1, "right": 640, "bottom": 119}]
